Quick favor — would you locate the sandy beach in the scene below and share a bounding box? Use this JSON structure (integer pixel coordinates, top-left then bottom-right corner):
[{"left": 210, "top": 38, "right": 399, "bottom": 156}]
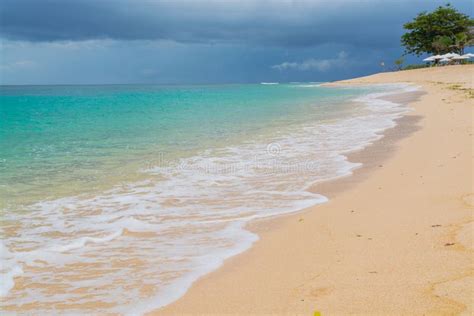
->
[{"left": 151, "top": 65, "right": 473, "bottom": 315}]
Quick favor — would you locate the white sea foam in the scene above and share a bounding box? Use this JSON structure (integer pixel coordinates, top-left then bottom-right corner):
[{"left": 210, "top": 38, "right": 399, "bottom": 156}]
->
[
  {"left": 1, "top": 84, "right": 418, "bottom": 314},
  {"left": 49, "top": 230, "right": 124, "bottom": 253},
  {"left": 0, "top": 241, "right": 24, "bottom": 297}
]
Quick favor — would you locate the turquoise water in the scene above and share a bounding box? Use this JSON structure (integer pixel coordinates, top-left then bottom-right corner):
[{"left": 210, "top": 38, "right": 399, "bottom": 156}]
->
[
  {"left": 0, "top": 84, "right": 363, "bottom": 208},
  {"left": 0, "top": 83, "right": 414, "bottom": 314}
]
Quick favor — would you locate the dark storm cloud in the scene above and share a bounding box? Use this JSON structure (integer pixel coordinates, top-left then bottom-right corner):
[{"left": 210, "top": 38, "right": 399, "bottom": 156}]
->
[
  {"left": 1, "top": 0, "right": 472, "bottom": 85},
  {"left": 2, "top": 0, "right": 471, "bottom": 48}
]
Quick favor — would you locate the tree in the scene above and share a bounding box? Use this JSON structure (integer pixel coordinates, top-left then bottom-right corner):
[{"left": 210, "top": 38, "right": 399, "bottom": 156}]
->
[
  {"left": 401, "top": 4, "right": 474, "bottom": 56},
  {"left": 394, "top": 57, "right": 404, "bottom": 70},
  {"left": 432, "top": 35, "right": 453, "bottom": 54},
  {"left": 452, "top": 32, "right": 469, "bottom": 54}
]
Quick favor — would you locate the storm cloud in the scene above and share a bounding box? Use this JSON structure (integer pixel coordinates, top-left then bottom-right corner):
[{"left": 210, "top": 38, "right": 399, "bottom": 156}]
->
[
  {"left": 272, "top": 51, "right": 348, "bottom": 71},
  {"left": 0, "top": 0, "right": 472, "bottom": 84},
  {"left": 2, "top": 0, "right": 469, "bottom": 47}
]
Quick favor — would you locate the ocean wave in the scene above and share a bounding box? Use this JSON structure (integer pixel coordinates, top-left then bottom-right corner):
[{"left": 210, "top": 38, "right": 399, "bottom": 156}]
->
[{"left": 1, "top": 83, "right": 418, "bottom": 314}]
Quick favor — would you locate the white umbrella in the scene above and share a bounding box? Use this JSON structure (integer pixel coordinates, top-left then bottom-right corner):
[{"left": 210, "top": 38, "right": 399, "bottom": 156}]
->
[
  {"left": 423, "top": 56, "right": 441, "bottom": 61},
  {"left": 439, "top": 58, "right": 451, "bottom": 63},
  {"left": 441, "top": 52, "right": 460, "bottom": 58},
  {"left": 461, "top": 53, "right": 474, "bottom": 58},
  {"left": 452, "top": 55, "right": 470, "bottom": 60},
  {"left": 427, "top": 55, "right": 444, "bottom": 60}
]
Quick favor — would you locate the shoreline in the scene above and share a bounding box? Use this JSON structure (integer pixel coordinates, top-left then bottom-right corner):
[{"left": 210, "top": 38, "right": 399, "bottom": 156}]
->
[
  {"left": 309, "top": 90, "right": 424, "bottom": 199},
  {"left": 1, "top": 81, "right": 425, "bottom": 314},
  {"left": 149, "top": 85, "right": 424, "bottom": 315},
  {"left": 244, "top": 89, "right": 425, "bottom": 238},
  {"left": 151, "top": 65, "right": 473, "bottom": 315}
]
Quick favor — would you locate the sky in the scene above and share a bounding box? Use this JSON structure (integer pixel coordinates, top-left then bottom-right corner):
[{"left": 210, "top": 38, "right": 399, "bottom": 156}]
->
[{"left": 0, "top": 0, "right": 472, "bottom": 85}]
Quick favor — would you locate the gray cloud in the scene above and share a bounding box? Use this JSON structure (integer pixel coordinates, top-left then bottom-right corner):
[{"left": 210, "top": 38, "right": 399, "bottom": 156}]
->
[
  {"left": 0, "top": 59, "right": 37, "bottom": 71},
  {"left": 1, "top": 0, "right": 472, "bottom": 85},
  {"left": 272, "top": 51, "right": 348, "bottom": 71},
  {"left": 2, "top": 0, "right": 471, "bottom": 48}
]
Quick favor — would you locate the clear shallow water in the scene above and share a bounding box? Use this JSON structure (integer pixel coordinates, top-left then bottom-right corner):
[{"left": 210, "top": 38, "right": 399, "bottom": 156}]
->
[{"left": 0, "top": 83, "right": 415, "bottom": 314}]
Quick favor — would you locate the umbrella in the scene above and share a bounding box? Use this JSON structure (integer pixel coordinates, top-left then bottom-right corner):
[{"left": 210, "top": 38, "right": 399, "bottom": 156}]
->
[
  {"left": 461, "top": 53, "right": 474, "bottom": 58},
  {"left": 423, "top": 56, "right": 437, "bottom": 62},
  {"left": 439, "top": 58, "right": 451, "bottom": 63},
  {"left": 424, "top": 55, "right": 443, "bottom": 61},
  {"left": 441, "top": 52, "right": 460, "bottom": 58},
  {"left": 452, "top": 55, "right": 470, "bottom": 60}
]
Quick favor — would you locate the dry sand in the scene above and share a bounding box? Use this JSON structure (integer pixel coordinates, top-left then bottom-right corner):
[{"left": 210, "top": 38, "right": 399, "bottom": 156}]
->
[{"left": 151, "top": 65, "right": 473, "bottom": 315}]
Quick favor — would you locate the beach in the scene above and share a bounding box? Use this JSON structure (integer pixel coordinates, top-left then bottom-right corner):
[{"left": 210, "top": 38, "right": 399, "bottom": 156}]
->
[
  {"left": 1, "top": 1, "right": 473, "bottom": 314},
  {"left": 1, "top": 66, "right": 472, "bottom": 315},
  {"left": 152, "top": 65, "right": 474, "bottom": 315},
  {"left": 1, "top": 81, "right": 417, "bottom": 313}
]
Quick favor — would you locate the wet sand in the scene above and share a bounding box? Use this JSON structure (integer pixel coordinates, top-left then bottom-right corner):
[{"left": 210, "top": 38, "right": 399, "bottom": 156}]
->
[{"left": 151, "top": 65, "right": 473, "bottom": 315}]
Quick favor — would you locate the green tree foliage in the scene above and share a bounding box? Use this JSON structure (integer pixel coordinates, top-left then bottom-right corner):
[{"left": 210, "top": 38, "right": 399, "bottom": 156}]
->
[
  {"left": 432, "top": 35, "right": 453, "bottom": 53},
  {"left": 401, "top": 4, "right": 474, "bottom": 55},
  {"left": 394, "top": 57, "right": 404, "bottom": 70},
  {"left": 452, "top": 31, "right": 470, "bottom": 53}
]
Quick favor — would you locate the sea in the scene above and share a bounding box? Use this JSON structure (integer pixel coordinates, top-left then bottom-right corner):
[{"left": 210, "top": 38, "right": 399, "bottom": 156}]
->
[{"left": 0, "top": 82, "right": 416, "bottom": 314}]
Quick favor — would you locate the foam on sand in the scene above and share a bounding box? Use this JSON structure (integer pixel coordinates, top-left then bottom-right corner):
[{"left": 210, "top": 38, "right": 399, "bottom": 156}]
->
[{"left": 1, "top": 83, "right": 418, "bottom": 314}]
